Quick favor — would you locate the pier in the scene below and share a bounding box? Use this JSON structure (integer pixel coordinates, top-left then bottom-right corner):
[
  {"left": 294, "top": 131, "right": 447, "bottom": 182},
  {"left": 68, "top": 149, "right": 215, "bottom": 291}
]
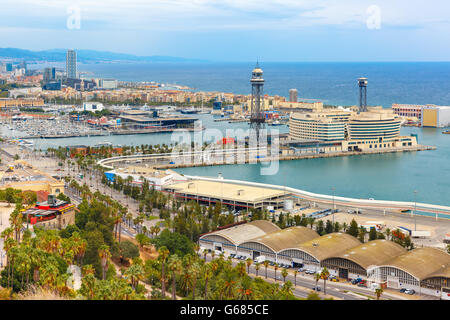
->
[{"left": 154, "top": 144, "right": 436, "bottom": 169}]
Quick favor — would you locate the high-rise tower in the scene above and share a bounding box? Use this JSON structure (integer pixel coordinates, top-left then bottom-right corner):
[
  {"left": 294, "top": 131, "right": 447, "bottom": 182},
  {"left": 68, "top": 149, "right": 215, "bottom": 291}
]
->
[
  {"left": 250, "top": 62, "right": 265, "bottom": 143},
  {"left": 289, "top": 88, "right": 298, "bottom": 102},
  {"left": 358, "top": 77, "right": 368, "bottom": 112},
  {"left": 66, "top": 49, "right": 77, "bottom": 79}
]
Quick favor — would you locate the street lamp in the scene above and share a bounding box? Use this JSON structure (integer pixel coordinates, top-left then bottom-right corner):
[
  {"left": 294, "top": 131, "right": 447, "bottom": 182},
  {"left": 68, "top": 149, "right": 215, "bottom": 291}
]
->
[
  {"left": 414, "top": 190, "right": 418, "bottom": 231},
  {"left": 331, "top": 187, "right": 336, "bottom": 225}
]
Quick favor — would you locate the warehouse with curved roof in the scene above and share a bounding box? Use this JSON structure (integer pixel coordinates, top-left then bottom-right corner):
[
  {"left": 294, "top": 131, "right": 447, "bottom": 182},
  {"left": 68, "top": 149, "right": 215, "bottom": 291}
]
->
[
  {"left": 237, "top": 226, "right": 319, "bottom": 262},
  {"left": 367, "top": 247, "right": 450, "bottom": 297},
  {"left": 277, "top": 232, "right": 361, "bottom": 270},
  {"left": 421, "top": 265, "right": 450, "bottom": 298},
  {"left": 321, "top": 240, "right": 407, "bottom": 280},
  {"left": 199, "top": 220, "right": 280, "bottom": 254}
]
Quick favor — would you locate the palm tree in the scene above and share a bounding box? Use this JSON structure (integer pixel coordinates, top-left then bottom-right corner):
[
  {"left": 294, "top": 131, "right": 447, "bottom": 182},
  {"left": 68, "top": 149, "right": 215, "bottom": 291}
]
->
[
  {"left": 314, "top": 272, "right": 321, "bottom": 291},
  {"left": 263, "top": 260, "right": 269, "bottom": 279},
  {"left": 203, "top": 249, "right": 208, "bottom": 262},
  {"left": 189, "top": 262, "right": 201, "bottom": 299},
  {"left": 255, "top": 263, "right": 260, "bottom": 277},
  {"left": 203, "top": 264, "right": 212, "bottom": 299},
  {"left": 98, "top": 244, "right": 111, "bottom": 280},
  {"left": 375, "top": 287, "right": 383, "bottom": 300},
  {"left": 385, "top": 228, "right": 391, "bottom": 241},
  {"left": 274, "top": 263, "right": 279, "bottom": 282},
  {"left": 158, "top": 246, "right": 170, "bottom": 298},
  {"left": 281, "top": 268, "right": 288, "bottom": 283},
  {"left": 125, "top": 264, "right": 144, "bottom": 291},
  {"left": 236, "top": 262, "right": 246, "bottom": 277},
  {"left": 320, "top": 267, "right": 330, "bottom": 295},
  {"left": 168, "top": 254, "right": 182, "bottom": 300},
  {"left": 245, "top": 258, "right": 252, "bottom": 274},
  {"left": 293, "top": 270, "right": 298, "bottom": 286}
]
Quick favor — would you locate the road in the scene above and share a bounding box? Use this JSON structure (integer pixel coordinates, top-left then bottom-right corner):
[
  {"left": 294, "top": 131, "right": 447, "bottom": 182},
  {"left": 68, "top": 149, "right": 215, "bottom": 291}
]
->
[{"left": 203, "top": 254, "right": 405, "bottom": 300}]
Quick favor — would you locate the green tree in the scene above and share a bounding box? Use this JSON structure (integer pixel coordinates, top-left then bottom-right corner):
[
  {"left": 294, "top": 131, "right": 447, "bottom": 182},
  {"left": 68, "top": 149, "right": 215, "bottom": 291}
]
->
[
  {"left": 281, "top": 268, "right": 288, "bottom": 283},
  {"left": 168, "top": 254, "right": 182, "bottom": 300},
  {"left": 325, "top": 220, "right": 333, "bottom": 234},
  {"left": 347, "top": 219, "right": 359, "bottom": 237},
  {"left": 158, "top": 246, "right": 170, "bottom": 298},
  {"left": 263, "top": 260, "right": 269, "bottom": 279},
  {"left": 320, "top": 267, "right": 330, "bottom": 295},
  {"left": 98, "top": 245, "right": 111, "bottom": 280},
  {"left": 369, "top": 227, "right": 377, "bottom": 241},
  {"left": 375, "top": 287, "right": 383, "bottom": 300},
  {"left": 119, "top": 241, "right": 140, "bottom": 263}
]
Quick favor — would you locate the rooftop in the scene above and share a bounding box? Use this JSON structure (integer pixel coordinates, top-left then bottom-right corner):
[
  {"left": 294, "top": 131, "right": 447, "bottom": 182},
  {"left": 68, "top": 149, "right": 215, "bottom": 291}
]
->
[
  {"left": 381, "top": 247, "right": 450, "bottom": 280},
  {"left": 331, "top": 239, "right": 407, "bottom": 270},
  {"left": 283, "top": 232, "right": 362, "bottom": 261},
  {"left": 201, "top": 220, "right": 280, "bottom": 246},
  {"left": 246, "top": 226, "right": 319, "bottom": 252},
  {"left": 165, "top": 180, "right": 288, "bottom": 203},
  {"left": 113, "top": 166, "right": 171, "bottom": 179}
]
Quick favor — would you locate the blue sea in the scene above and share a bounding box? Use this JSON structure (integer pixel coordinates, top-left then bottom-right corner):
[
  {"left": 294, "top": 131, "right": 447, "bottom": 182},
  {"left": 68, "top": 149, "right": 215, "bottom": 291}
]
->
[{"left": 81, "top": 62, "right": 450, "bottom": 107}]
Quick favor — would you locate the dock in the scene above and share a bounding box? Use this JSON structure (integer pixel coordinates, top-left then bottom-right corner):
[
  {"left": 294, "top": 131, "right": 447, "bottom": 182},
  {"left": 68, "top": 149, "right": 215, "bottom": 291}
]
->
[{"left": 155, "top": 144, "right": 436, "bottom": 169}]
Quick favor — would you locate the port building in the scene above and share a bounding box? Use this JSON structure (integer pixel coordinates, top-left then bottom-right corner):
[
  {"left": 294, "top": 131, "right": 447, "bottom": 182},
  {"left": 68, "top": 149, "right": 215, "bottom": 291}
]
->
[
  {"left": 289, "top": 111, "right": 350, "bottom": 141},
  {"left": 421, "top": 105, "right": 450, "bottom": 128},
  {"left": 367, "top": 247, "right": 450, "bottom": 297},
  {"left": 164, "top": 180, "right": 289, "bottom": 210},
  {"left": 391, "top": 103, "right": 450, "bottom": 127},
  {"left": 321, "top": 240, "right": 407, "bottom": 280},
  {"left": 287, "top": 107, "right": 417, "bottom": 153},
  {"left": 201, "top": 220, "right": 450, "bottom": 298},
  {"left": 347, "top": 108, "right": 401, "bottom": 140},
  {"left": 277, "top": 232, "right": 362, "bottom": 272},
  {"left": 119, "top": 114, "right": 196, "bottom": 129},
  {"left": 104, "top": 167, "right": 183, "bottom": 190},
  {"left": 392, "top": 104, "right": 423, "bottom": 121},
  {"left": 199, "top": 220, "right": 280, "bottom": 255},
  {"left": 237, "top": 226, "right": 319, "bottom": 263}
]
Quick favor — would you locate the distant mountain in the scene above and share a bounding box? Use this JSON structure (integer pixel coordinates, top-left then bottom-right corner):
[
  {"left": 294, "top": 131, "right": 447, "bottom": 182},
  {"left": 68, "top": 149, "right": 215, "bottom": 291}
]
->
[{"left": 0, "top": 48, "right": 208, "bottom": 63}]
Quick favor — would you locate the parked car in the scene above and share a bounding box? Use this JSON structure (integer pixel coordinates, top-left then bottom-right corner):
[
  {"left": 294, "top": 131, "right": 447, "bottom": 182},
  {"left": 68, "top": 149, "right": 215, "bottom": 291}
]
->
[
  {"left": 405, "top": 289, "right": 416, "bottom": 295},
  {"left": 329, "top": 276, "right": 338, "bottom": 282},
  {"left": 357, "top": 282, "right": 367, "bottom": 288},
  {"left": 297, "top": 267, "right": 304, "bottom": 272},
  {"left": 312, "top": 286, "right": 321, "bottom": 291},
  {"left": 399, "top": 288, "right": 407, "bottom": 293},
  {"left": 351, "top": 278, "right": 362, "bottom": 285}
]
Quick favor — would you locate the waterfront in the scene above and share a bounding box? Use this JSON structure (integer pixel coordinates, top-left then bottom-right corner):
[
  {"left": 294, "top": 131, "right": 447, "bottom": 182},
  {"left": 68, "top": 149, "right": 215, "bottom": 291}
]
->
[
  {"left": 5, "top": 61, "right": 450, "bottom": 206},
  {"left": 3, "top": 113, "right": 450, "bottom": 206},
  {"left": 176, "top": 126, "right": 450, "bottom": 207}
]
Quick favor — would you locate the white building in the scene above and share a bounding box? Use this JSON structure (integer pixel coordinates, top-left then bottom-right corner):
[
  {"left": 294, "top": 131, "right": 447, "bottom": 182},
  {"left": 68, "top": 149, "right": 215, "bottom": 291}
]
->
[
  {"left": 105, "top": 167, "right": 185, "bottom": 190},
  {"left": 421, "top": 105, "right": 450, "bottom": 127},
  {"left": 79, "top": 102, "right": 105, "bottom": 112},
  {"left": 98, "top": 79, "right": 118, "bottom": 89}
]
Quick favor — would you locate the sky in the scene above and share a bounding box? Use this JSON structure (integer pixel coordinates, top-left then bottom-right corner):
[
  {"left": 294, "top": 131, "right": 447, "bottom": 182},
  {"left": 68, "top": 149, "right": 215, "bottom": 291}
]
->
[{"left": 0, "top": 0, "right": 449, "bottom": 62}]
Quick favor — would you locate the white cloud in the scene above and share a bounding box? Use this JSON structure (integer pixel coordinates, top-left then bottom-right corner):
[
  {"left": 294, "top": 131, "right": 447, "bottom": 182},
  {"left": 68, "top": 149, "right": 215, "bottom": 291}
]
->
[{"left": 1, "top": 0, "right": 447, "bottom": 32}]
